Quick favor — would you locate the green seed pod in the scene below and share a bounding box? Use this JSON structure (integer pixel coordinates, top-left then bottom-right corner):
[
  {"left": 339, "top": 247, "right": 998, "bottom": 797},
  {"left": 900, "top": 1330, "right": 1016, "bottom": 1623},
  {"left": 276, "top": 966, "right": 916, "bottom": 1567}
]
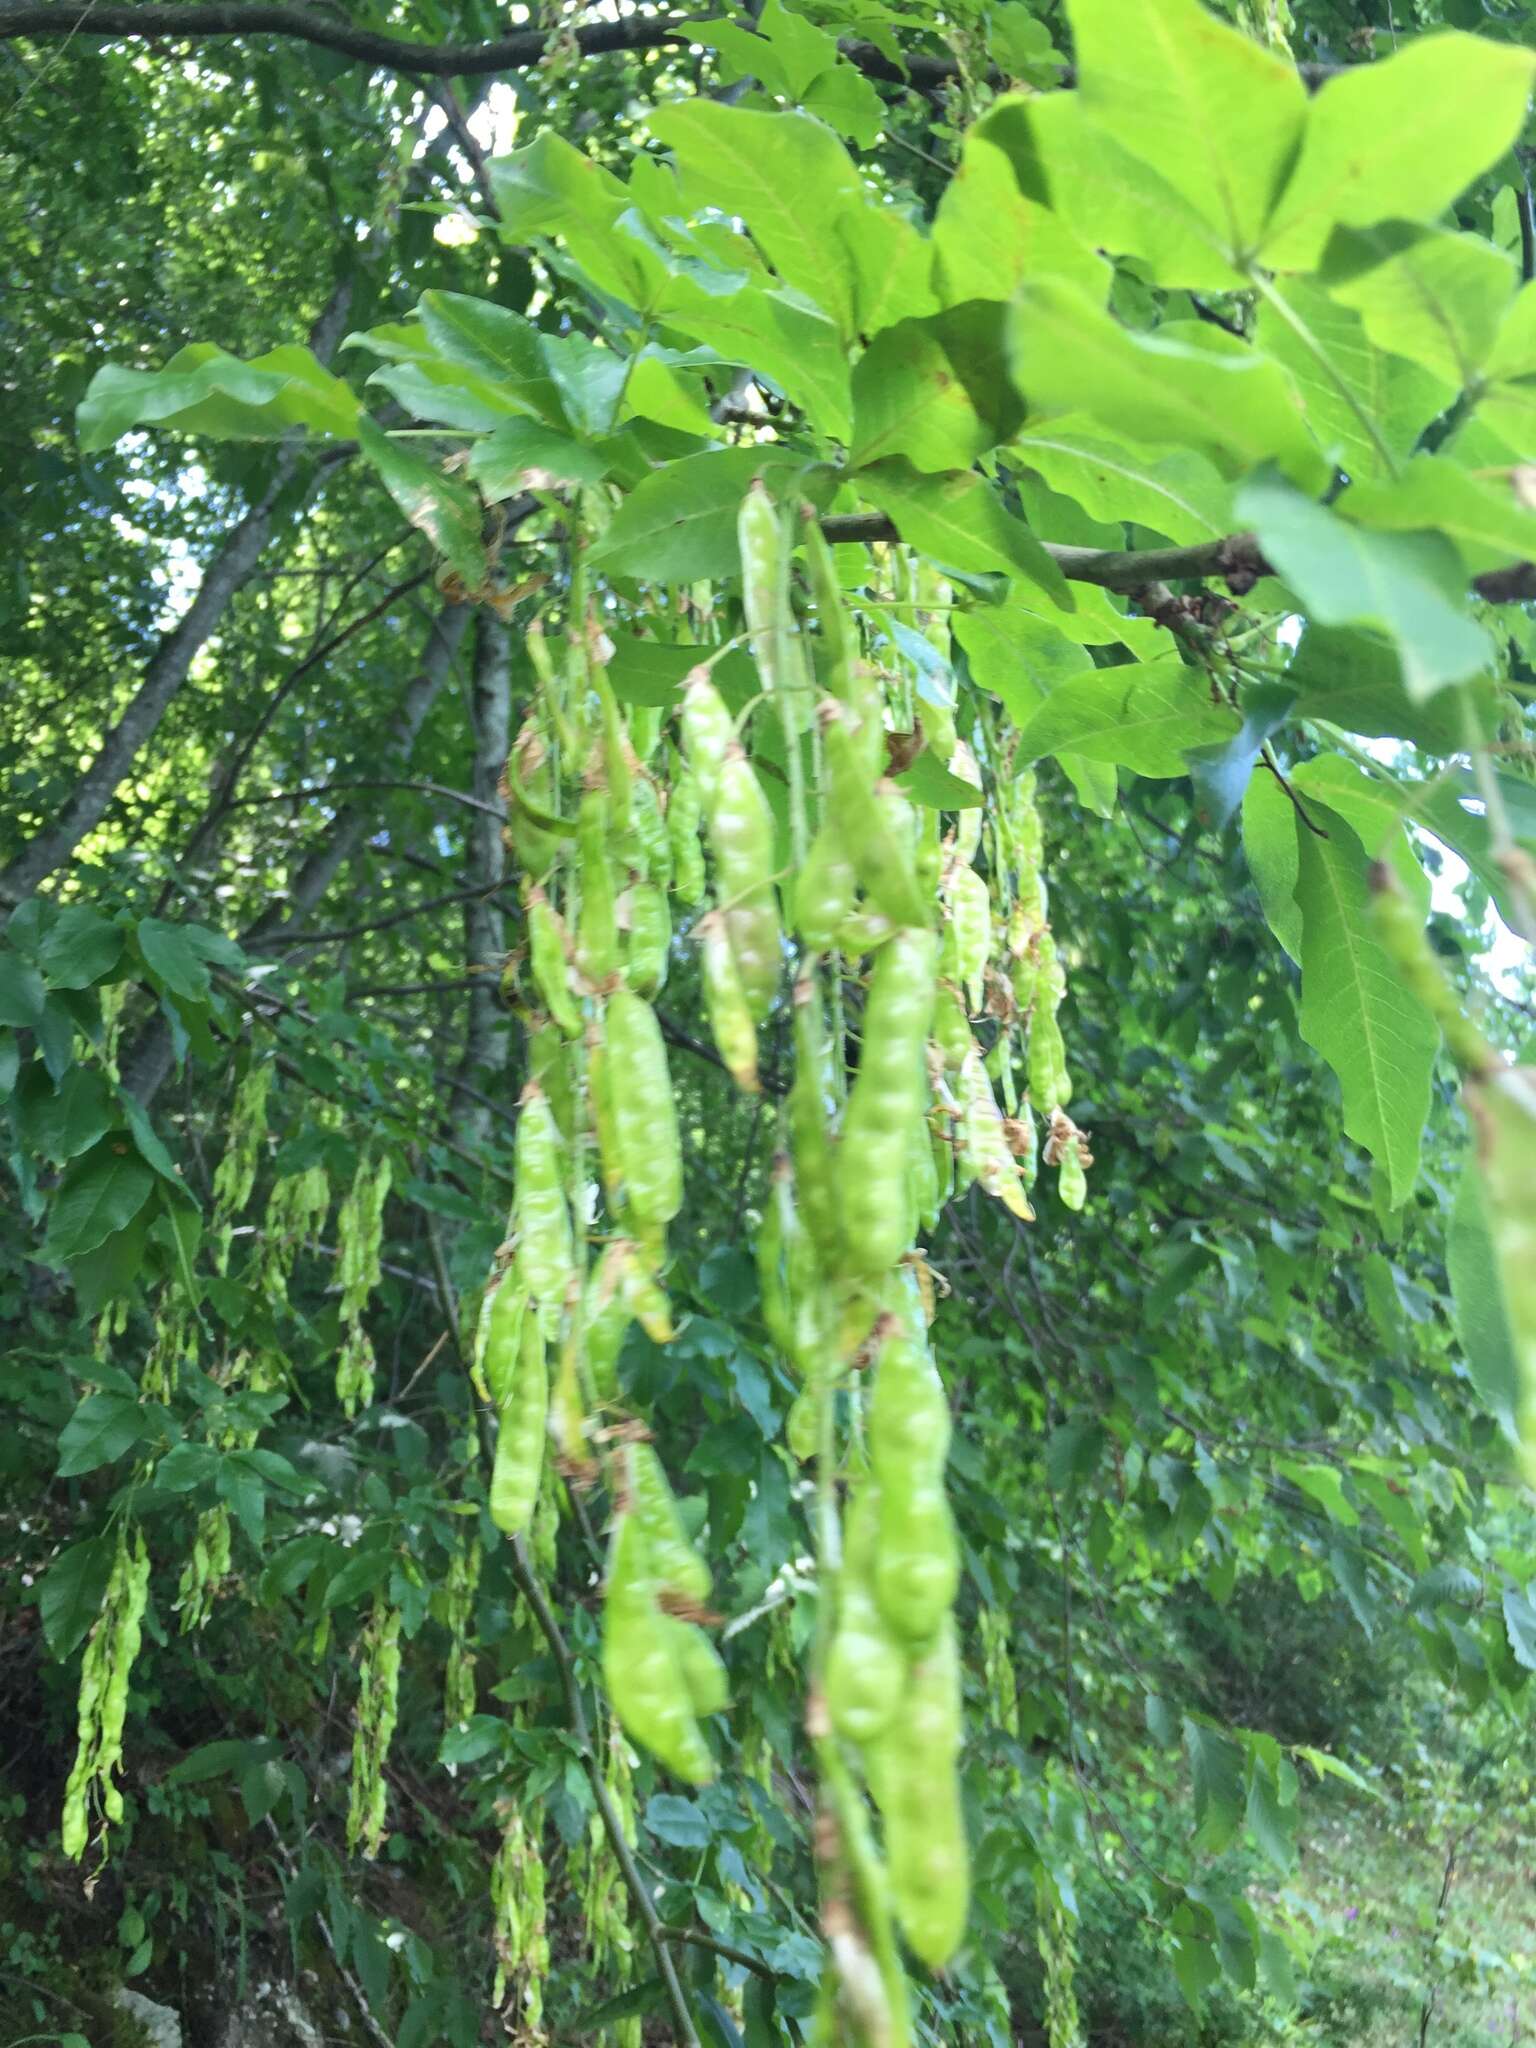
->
[
  {"left": 583, "top": 1247, "right": 633, "bottom": 1402},
  {"left": 529, "top": 1020, "right": 578, "bottom": 1140},
  {"left": 623, "top": 877, "right": 671, "bottom": 995},
  {"left": 796, "top": 819, "right": 859, "bottom": 954},
  {"left": 789, "top": 978, "right": 842, "bottom": 1266},
  {"left": 602, "top": 1510, "right": 715, "bottom": 1784},
  {"left": 944, "top": 863, "right": 991, "bottom": 1011},
  {"left": 873, "top": 1479, "right": 959, "bottom": 1648},
  {"left": 482, "top": 1272, "right": 528, "bottom": 1409},
  {"left": 1028, "top": 1009, "right": 1069, "bottom": 1115},
  {"left": 513, "top": 1086, "right": 575, "bottom": 1332},
  {"left": 959, "top": 1050, "right": 1034, "bottom": 1221},
  {"left": 629, "top": 775, "right": 672, "bottom": 886},
  {"left": 1057, "top": 1139, "right": 1087, "bottom": 1211},
  {"left": 628, "top": 1441, "right": 711, "bottom": 1606},
  {"left": 932, "top": 983, "right": 973, "bottom": 1072},
  {"left": 667, "top": 763, "right": 707, "bottom": 905},
  {"left": 699, "top": 910, "right": 760, "bottom": 1093},
  {"left": 786, "top": 1388, "right": 820, "bottom": 1462},
  {"left": 526, "top": 889, "right": 582, "bottom": 1037},
  {"left": 802, "top": 510, "right": 883, "bottom": 776},
  {"left": 1466, "top": 1065, "right": 1536, "bottom": 1475},
  {"left": 680, "top": 670, "right": 735, "bottom": 817},
  {"left": 605, "top": 989, "right": 683, "bottom": 1236},
  {"left": 671, "top": 1617, "right": 730, "bottom": 1716},
  {"left": 489, "top": 1312, "right": 548, "bottom": 1537},
  {"left": 576, "top": 789, "right": 622, "bottom": 985},
  {"left": 619, "top": 1243, "right": 675, "bottom": 1342},
  {"left": 825, "top": 1484, "right": 907, "bottom": 1745},
  {"left": 871, "top": 1618, "right": 969, "bottom": 1969},
  {"left": 821, "top": 705, "right": 931, "bottom": 931},
  {"left": 709, "top": 743, "right": 782, "bottom": 1020},
  {"left": 838, "top": 929, "right": 938, "bottom": 1280}
]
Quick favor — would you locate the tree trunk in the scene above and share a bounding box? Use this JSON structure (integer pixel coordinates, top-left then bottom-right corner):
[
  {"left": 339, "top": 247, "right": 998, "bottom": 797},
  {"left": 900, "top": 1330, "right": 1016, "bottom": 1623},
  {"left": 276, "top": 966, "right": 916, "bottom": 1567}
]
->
[
  {"left": 0, "top": 279, "right": 355, "bottom": 909},
  {"left": 453, "top": 612, "right": 511, "bottom": 1149}
]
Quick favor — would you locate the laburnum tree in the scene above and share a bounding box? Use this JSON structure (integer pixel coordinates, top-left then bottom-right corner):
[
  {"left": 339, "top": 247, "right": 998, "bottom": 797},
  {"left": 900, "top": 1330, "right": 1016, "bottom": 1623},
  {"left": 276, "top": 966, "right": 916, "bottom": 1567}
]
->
[{"left": 4, "top": 0, "right": 1536, "bottom": 2042}]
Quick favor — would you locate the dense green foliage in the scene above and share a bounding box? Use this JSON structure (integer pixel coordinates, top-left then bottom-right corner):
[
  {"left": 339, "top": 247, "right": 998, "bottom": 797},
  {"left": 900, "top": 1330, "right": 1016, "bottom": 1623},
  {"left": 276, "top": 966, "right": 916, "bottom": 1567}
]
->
[{"left": 6, "top": 0, "right": 1536, "bottom": 2042}]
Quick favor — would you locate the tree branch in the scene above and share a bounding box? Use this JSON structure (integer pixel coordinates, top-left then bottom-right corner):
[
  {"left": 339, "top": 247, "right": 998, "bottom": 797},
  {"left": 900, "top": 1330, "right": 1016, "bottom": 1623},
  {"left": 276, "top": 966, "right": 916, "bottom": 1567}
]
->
[
  {"left": 0, "top": 277, "right": 356, "bottom": 908},
  {"left": 228, "top": 776, "right": 508, "bottom": 820},
  {"left": 0, "top": 3, "right": 824, "bottom": 78},
  {"left": 0, "top": 4, "right": 1344, "bottom": 91},
  {"left": 820, "top": 517, "right": 1536, "bottom": 607}
]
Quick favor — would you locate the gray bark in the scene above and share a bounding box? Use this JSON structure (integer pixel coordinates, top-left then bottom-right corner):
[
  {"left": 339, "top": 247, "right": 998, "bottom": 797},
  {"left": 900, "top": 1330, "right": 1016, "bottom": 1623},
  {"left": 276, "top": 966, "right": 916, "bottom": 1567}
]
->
[
  {"left": 0, "top": 279, "right": 355, "bottom": 909},
  {"left": 453, "top": 612, "right": 511, "bottom": 1149}
]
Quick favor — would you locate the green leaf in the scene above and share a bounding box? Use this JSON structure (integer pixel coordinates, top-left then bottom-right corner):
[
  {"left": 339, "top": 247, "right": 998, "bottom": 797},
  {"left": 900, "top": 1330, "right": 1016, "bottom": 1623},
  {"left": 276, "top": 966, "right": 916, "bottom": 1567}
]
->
[
  {"left": 656, "top": 276, "right": 853, "bottom": 441},
  {"left": 56, "top": 1391, "right": 150, "bottom": 1477},
  {"left": 606, "top": 638, "right": 758, "bottom": 710},
  {"left": 1255, "top": 280, "right": 1451, "bottom": 483},
  {"left": 589, "top": 448, "right": 810, "bottom": 583},
  {"left": 1067, "top": 0, "right": 1306, "bottom": 264},
  {"left": 1184, "top": 1719, "right": 1245, "bottom": 1855},
  {"left": 644, "top": 1793, "right": 711, "bottom": 1848},
  {"left": 696, "top": 0, "right": 837, "bottom": 100},
  {"left": 1447, "top": 1152, "right": 1518, "bottom": 1435},
  {"left": 152, "top": 1442, "right": 219, "bottom": 1493},
  {"left": 44, "top": 1139, "right": 155, "bottom": 1262},
  {"left": 135, "top": 917, "right": 241, "bottom": 1004},
  {"left": 1503, "top": 1587, "right": 1536, "bottom": 1673},
  {"left": 648, "top": 103, "right": 864, "bottom": 336},
  {"left": 241, "top": 1759, "right": 291, "bottom": 1827},
  {"left": 931, "top": 114, "right": 1107, "bottom": 308},
  {"left": 438, "top": 1716, "right": 509, "bottom": 1766},
  {"left": 14, "top": 1066, "right": 116, "bottom": 1163},
  {"left": 1015, "top": 659, "right": 1238, "bottom": 776},
  {"left": 1290, "top": 803, "right": 1438, "bottom": 1207},
  {"left": 0, "top": 952, "right": 46, "bottom": 1028},
  {"left": 850, "top": 303, "right": 1021, "bottom": 473},
  {"left": 70, "top": 1210, "right": 152, "bottom": 1319},
  {"left": 468, "top": 419, "right": 611, "bottom": 501},
  {"left": 38, "top": 1534, "right": 115, "bottom": 1657},
  {"left": 1237, "top": 470, "right": 1489, "bottom": 702},
  {"left": 417, "top": 291, "right": 569, "bottom": 427},
  {"left": 1186, "top": 682, "right": 1295, "bottom": 831},
  {"left": 1011, "top": 419, "right": 1230, "bottom": 545},
  {"left": 356, "top": 419, "right": 486, "bottom": 588},
  {"left": 894, "top": 750, "right": 986, "bottom": 809},
  {"left": 168, "top": 1738, "right": 261, "bottom": 1786},
  {"left": 1278, "top": 1460, "right": 1358, "bottom": 1527},
  {"left": 1341, "top": 454, "right": 1536, "bottom": 579},
  {"left": 258, "top": 1533, "right": 334, "bottom": 1603},
  {"left": 856, "top": 459, "right": 1071, "bottom": 604},
  {"left": 1321, "top": 225, "right": 1515, "bottom": 392},
  {"left": 364, "top": 361, "right": 519, "bottom": 433},
  {"left": 1001, "top": 92, "right": 1246, "bottom": 291},
  {"left": 78, "top": 343, "right": 359, "bottom": 452},
  {"left": 1246, "top": 1761, "right": 1297, "bottom": 1873},
  {"left": 1010, "top": 281, "right": 1327, "bottom": 491},
  {"left": 40, "top": 908, "right": 124, "bottom": 990},
  {"left": 1292, "top": 1746, "right": 1381, "bottom": 1797},
  {"left": 1261, "top": 34, "right": 1536, "bottom": 271},
  {"left": 1288, "top": 623, "right": 1494, "bottom": 755}
]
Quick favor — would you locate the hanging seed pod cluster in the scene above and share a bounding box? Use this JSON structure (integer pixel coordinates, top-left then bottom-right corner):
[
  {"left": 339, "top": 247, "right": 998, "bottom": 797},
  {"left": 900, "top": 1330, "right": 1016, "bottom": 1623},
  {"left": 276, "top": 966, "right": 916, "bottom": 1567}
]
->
[
  {"left": 62, "top": 1527, "right": 151, "bottom": 1864},
  {"left": 472, "top": 479, "right": 1094, "bottom": 2020}
]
